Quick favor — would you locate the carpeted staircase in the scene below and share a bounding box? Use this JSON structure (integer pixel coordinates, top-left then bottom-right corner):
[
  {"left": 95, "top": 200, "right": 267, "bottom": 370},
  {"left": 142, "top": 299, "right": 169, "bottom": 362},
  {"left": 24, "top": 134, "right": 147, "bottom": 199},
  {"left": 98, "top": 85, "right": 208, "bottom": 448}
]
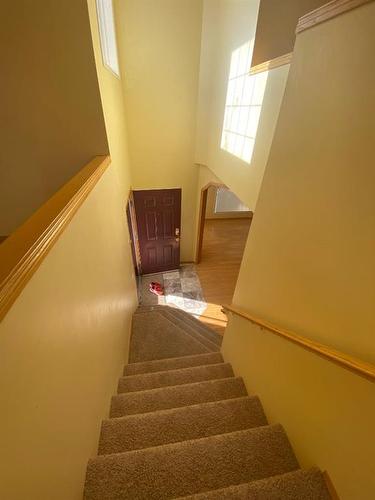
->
[{"left": 83, "top": 305, "right": 332, "bottom": 499}]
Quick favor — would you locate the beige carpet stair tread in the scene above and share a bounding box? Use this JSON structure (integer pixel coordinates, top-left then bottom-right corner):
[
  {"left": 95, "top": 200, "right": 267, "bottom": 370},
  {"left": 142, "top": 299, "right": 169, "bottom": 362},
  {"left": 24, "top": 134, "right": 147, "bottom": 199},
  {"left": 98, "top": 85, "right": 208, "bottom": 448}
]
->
[
  {"left": 99, "top": 396, "right": 267, "bottom": 454},
  {"left": 157, "top": 309, "right": 221, "bottom": 351},
  {"left": 84, "top": 425, "right": 299, "bottom": 500},
  {"left": 129, "top": 311, "right": 211, "bottom": 363},
  {"left": 124, "top": 352, "right": 224, "bottom": 376},
  {"left": 110, "top": 377, "right": 247, "bottom": 417},
  {"left": 163, "top": 306, "right": 223, "bottom": 345},
  {"left": 136, "top": 305, "right": 222, "bottom": 346},
  {"left": 151, "top": 307, "right": 222, "bottom": 348},
  {"left": 177, "top": 468, "right": 331, "bottom": 499},
  {"left": 118, "top": 363, "right": 234, "bottom": 393},
  {"left": 84, "top": 306, "right": 333, "bottom": 498}
]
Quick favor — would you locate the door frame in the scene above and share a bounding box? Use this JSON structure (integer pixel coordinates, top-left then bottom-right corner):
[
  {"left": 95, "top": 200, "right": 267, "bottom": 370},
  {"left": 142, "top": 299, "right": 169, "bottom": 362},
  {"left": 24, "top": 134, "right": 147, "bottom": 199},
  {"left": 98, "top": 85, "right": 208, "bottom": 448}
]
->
[
  {"left": 126, "top": 190, "right": 142, "bottom": 276},
  {"left": 195, "top": 182, "right": 226, "bottom": 264}
]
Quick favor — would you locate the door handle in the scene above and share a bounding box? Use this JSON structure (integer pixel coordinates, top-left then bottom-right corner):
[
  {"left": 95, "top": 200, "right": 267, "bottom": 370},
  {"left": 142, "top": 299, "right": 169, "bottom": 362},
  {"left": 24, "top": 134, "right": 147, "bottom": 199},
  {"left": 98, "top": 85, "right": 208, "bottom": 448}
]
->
[{"left": 175, "top": 228, "right": 180, "bottom": 236}]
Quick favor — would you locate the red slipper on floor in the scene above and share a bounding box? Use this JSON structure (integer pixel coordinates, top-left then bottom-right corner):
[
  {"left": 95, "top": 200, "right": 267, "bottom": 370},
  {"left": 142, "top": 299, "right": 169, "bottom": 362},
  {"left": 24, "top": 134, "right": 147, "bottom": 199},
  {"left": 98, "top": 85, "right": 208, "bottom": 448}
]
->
[{"left": 149, "top": 281, "right": 164, "bottom": 296}]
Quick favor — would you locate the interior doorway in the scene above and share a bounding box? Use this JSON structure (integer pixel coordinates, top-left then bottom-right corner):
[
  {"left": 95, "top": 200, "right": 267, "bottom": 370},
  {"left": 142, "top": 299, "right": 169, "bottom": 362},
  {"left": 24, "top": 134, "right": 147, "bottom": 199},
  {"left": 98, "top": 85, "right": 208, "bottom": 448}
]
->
[
  {"left": 132, "top": 188, "right": 182, "bottom": 275},
  {"left": 196, "top": 184, "right": 252, "bottom": 263},
  {"left": 195, "top": 184, "right": 253, "bottom": 333}
]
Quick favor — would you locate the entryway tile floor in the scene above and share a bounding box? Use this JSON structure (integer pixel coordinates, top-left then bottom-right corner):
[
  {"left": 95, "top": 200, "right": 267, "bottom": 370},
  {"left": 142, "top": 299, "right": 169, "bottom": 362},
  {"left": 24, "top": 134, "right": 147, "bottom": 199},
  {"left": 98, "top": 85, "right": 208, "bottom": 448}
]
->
[{"left": 138, "top": 264, "right": 207, "bottom": 316}]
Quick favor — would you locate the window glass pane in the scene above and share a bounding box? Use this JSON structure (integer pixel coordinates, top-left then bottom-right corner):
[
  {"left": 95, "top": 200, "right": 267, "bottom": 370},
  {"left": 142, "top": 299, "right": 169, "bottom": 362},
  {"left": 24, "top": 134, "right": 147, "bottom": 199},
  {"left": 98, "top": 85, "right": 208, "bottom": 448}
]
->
[
  {"left": 243, "top": 137, "right": 255, "bottom": 162},
  {"left": 238, "top": 107, "right": 250, "bottom": 136},
  {"left": 238, "top": 43, "right": 250, "bottom": 76},
  {"left": 231, "top": 107, "right": 241, "bottom": 131},
  {"left": 215, "top": 188, "right": 250, "bottom": 212},
  {"left": 223, "top": 108, "right": 232, "bottom": 130},
  {"left": 226, "top": 80, "right": 236, "bottom": 105},
  {"left": 234, "top": 135, "right": 245, "bottom": 157},
  {"left": 246, "top": 106, "right": 261, "bottom": 138},
  {"left": 242, "top": 75, "right": 255, "bottom": 106},
  {"left": 229, "top": 47, "right": 240, "bottom": 79},
  {"left": 252, "top": 72, "right": 268, "bottom": 105},
  {"left": 221, "top": 131, "right": 229, "bottom": 149},
  {"left": 233, "top": 76, "right": 244, "bottom": 105},
  {"left": 96, "top": 0, "right": 120, "bottom": 77},
  {"left": 227, "top": 132, "right": 236, "bottom": 153}
]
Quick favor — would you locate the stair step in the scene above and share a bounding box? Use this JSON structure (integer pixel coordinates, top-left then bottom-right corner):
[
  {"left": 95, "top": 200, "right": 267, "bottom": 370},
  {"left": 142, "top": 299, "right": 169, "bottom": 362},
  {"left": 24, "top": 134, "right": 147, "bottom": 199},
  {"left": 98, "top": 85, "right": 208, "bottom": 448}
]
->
[
  {"left": 156, "top": 307, "right": 222, "bottom": 349},
  {"left": 176, "top": 468, "right": 331, "bottom": 499},
  {"left": 124, "top": 352, "right": 224, "bottom": 376},
  {"left": 165, "top": 306, "right": 222, "bottom": 346},
  {"left": 118, "top": 363, "right": 233, "bottom": 393},
  {"left": 110, "top": 377, "right": 247, "bottom": 417},
  {"left": 99, "top": 396, "right": 267, "bottom": 454},
  {"left": 136, "top": 305, "right": 222, "bottom": 346},
  {"left": 160, "top": 310, "right": 220, "bottom": 351},
  {"left": 129, "top": 311, "right": 210, "bottom": 363},
  {"left": 84, "top": 425, "right": 299, "bottom": 499}
]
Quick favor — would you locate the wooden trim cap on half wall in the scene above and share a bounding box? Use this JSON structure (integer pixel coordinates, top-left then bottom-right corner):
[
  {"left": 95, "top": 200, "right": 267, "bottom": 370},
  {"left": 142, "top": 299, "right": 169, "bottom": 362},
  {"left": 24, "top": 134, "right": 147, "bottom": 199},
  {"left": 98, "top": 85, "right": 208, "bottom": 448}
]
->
[
  {"left": 296, "top": 0, "right": 374, "bottom": 33},
  {"left": 0, "top": 155, "right": 111, "bottom": 322}
]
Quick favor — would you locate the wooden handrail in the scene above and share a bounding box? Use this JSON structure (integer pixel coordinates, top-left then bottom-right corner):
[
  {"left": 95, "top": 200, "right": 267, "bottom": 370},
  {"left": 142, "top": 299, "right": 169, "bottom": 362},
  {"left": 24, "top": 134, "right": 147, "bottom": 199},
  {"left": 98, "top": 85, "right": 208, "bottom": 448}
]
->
[
  {"left": 222, "top": 304, "right": 375, "bottom": 383},
  {"left": 0, "top": 155, "right": 111, "bottom": 322}
]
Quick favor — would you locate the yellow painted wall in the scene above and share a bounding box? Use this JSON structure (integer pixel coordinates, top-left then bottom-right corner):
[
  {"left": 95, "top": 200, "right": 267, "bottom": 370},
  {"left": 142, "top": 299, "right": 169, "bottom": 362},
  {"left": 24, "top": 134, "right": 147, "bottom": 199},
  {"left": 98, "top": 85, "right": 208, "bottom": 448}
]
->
[
  {"left": 0, "top": 2, "right": 138, "bottom": 498},
  {"left": 0, "top": 0, "right": 108, "bottom": 236},
  {"left": 251, "top": 0, "right": 325, "bottom": 66},
  {"left": 223, "top": 315, "right": 375, "bottom": 500},
  {"left": 223, "top": 3, "right": 375, "bottom": 498},
  {"left": 195, "top": 0, "right": 290, "bottom": 212},
  {"left": 115, "top": 0, "right": 203, "bottom": 261}
]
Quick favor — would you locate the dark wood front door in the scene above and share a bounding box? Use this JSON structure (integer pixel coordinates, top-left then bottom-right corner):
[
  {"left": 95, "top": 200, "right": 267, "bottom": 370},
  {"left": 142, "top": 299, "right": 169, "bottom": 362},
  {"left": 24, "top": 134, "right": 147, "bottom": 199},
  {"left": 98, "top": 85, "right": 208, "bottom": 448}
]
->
[{"left": 133, "top": 189, "right": 181, "bottom": 275}]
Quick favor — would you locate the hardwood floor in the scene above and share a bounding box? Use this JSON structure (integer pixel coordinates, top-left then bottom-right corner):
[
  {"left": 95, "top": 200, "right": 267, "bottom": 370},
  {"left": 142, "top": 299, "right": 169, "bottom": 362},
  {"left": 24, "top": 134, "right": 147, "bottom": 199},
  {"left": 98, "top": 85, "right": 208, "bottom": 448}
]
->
[{"left": 195, "top": 218, "right": 252, "bottom": 335}]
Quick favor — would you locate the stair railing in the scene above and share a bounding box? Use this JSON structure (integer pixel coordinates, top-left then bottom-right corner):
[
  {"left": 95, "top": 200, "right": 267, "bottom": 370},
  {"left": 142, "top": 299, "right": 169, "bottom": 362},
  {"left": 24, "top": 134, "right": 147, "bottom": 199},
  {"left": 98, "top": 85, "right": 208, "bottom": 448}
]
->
[{"left": 222, "top": 304, "right": 375, "bottom": 383}]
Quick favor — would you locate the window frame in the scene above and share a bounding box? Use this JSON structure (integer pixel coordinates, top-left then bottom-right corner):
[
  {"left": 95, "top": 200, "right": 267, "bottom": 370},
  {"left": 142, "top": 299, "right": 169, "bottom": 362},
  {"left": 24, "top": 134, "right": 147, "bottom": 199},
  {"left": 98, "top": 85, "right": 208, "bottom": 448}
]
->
[{"left": 96, "top": 0, "right": 121, "bottom": 78}]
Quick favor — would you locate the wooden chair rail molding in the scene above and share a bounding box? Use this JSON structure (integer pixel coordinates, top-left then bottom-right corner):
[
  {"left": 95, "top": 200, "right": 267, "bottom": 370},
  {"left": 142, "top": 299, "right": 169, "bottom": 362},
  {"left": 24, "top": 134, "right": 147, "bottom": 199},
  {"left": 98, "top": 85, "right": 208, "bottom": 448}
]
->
[
  {"left": 296, "top": 0, "right": 374, "bottom": 34},
  {"left": 222, "top": 304, "right": 375, "bottom": 383},
  {"left": 250, "top": 53, "right": 293, "bottom": 76},
  {"left": 0, "top": 155, "right": 111, "bottom": 322}
]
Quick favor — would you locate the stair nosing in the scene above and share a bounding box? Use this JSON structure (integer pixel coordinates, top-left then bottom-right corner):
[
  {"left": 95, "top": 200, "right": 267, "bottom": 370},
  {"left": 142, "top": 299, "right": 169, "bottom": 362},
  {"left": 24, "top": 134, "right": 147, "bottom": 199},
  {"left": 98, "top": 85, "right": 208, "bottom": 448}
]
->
[
  {"left": 90, "top": 423, "right": 287, "bottom": 462},
  {"left": 118, "top": 363, "right": 234, "bottom": 393},
  {"left": 137, "top": 310, "right": 215, "bottom": 353},
  {"left": 125, "top": 352, "right": 223, "bottom": 371},
  {"left": 159, "top": 309, "right": 222, "bottom": 347},
  {"left": 112, "top": 376, "right": 244, "bottom": 400},
  {"left": 159, "top": 310, "right": 221, "bottom": 351},
  {"left": 104, "top": 395, "right": 261, "bottom": 423},
  {"left": 165, "top": 308, "right": 222, "bottom": 345},
  {"left": 120, "top": 362, "right": 232, "bottom": 381},
  {"left": 127, "top": 351, "right": 222, "bottom": 365},
  {"left": 99, "top": 396, "right": 268, "bottom": 456},
  {"left": 173, "top": 467, "right": 327, "bottom": 499},
  {"left": 136, "top": 305, "right": 222, "bottom": 345}
]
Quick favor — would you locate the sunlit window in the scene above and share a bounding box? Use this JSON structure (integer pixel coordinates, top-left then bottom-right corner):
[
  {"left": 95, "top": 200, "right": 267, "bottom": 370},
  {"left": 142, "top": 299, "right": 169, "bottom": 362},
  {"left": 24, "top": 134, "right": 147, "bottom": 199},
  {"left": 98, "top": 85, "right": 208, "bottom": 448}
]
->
[
  {"left": 215, "top": 187, "right": 249, "bottom": 213},
  {"left": 96, "top": 0, "right": 120, "bottom": 77},
  {"left": 221, "top": 41, "right": 268, "bottom": 163}
]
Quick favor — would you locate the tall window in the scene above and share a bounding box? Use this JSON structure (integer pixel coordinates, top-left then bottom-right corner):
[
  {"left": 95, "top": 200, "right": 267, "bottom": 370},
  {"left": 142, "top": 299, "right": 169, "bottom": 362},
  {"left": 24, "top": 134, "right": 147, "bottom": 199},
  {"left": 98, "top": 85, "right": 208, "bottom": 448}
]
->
[
  {"left": 221, "top": 41, "right": 268, "bottom": 163},
  {"left": 215, "top": 188, "right": 249, "bottom": 213},
  {"left": 96, "top": 0, "right": 120, "bottom": 77}
]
